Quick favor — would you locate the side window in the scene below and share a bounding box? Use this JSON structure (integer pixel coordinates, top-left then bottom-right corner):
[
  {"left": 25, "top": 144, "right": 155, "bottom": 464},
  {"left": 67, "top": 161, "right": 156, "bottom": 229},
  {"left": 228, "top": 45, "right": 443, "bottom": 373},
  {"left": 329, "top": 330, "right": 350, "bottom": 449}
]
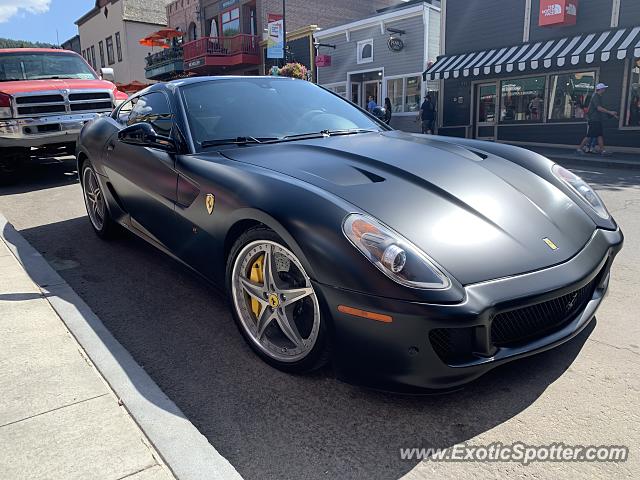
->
[
  {"left": 127, "top": 92, "right": 173, "bottom": 137},
  {"left": 115, "top": 98, "right": 135, "bottom": 124}
]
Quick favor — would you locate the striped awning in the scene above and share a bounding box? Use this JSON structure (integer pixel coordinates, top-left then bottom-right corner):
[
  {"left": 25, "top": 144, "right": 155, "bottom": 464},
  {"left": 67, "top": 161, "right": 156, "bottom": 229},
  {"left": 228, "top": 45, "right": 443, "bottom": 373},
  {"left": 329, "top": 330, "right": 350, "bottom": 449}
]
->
[{"left": 424, "top": 26, "right": 640, "bottom": 81}]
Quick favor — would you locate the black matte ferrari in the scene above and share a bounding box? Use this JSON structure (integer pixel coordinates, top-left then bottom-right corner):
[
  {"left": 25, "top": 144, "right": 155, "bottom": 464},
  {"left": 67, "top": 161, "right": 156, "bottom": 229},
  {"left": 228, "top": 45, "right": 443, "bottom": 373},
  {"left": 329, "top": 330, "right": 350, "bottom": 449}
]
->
[{"left": 76, "top": 77, "right": 622, "bottom": 392}]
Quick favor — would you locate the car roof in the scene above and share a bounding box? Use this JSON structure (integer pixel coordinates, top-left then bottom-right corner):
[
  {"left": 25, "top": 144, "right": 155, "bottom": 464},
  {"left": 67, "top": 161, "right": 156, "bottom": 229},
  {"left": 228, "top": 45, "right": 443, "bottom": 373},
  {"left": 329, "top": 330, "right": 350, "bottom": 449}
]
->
[{"left": 167, "top": 75, "right": 299, "bottom": 88}]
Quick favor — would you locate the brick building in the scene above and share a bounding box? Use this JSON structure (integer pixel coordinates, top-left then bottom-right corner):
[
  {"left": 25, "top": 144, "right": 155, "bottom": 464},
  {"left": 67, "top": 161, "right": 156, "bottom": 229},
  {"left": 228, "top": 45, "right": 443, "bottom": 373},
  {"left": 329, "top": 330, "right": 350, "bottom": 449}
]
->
[
  {"left": 167, "top": 0, "right": 202, "bottom": 42},
  {"left": 177, "top": 0, "right": 400, "bottom": 77}
]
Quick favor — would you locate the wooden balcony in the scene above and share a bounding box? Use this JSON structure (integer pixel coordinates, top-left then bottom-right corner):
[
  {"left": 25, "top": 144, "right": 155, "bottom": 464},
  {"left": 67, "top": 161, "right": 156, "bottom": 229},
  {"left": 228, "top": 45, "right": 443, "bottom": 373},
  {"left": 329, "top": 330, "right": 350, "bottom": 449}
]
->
[
  {"left": 144, "top": 47, "right": 184, "bottom": 81},
  {"left": 183, "top": 34, "right": 260, "bottom": 72}
]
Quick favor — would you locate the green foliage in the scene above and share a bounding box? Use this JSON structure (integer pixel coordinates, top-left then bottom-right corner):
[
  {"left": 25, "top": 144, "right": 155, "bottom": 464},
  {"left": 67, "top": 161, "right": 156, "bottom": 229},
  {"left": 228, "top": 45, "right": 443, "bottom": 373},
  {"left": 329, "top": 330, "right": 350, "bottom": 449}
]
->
[{"left": 0, "top": 38, "right": 57, "bottom": 49}]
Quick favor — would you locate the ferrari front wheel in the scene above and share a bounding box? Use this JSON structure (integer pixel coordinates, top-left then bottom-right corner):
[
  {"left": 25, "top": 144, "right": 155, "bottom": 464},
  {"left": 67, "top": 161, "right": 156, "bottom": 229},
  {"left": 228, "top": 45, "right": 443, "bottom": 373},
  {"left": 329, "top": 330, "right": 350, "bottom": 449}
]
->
[{"left": 228, "top": 228, "right": 330, "bottom": 373}]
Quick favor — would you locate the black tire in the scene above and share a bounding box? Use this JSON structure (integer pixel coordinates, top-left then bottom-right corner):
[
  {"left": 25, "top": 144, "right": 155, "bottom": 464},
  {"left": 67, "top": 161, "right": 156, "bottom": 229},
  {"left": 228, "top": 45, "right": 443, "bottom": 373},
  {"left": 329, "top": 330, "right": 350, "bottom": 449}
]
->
[
  {"left": 226, "top": 226, "right": 331, "bottom": 374},
  {"left": 80, "top": 160, "right": 118, "bottom": 239},
  {"left": 0, "top": 148, "right": 28, "bottom": 186}
]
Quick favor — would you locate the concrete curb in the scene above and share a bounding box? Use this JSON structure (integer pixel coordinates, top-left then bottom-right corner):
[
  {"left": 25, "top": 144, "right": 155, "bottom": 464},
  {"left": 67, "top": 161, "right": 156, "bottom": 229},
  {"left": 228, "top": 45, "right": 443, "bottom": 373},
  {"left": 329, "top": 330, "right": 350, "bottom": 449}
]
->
[{"left": 0, "top": 213, "right": 242, "bottom": 480}]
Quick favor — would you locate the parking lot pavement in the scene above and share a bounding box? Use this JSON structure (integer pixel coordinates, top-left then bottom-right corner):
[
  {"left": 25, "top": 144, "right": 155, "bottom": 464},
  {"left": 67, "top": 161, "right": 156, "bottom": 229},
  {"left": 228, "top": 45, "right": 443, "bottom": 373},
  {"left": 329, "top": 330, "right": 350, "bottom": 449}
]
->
[{"left": 0, "top": 155, "right": 638, "bottom": 479}]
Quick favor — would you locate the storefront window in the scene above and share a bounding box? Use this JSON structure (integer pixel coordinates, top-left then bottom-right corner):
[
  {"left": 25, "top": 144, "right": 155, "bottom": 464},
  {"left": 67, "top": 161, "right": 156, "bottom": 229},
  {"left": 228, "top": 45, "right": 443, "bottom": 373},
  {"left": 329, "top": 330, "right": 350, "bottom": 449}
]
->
[
  {"left": 222, "top": 8, "right": 240, "bottom": 37},
  {"left": 500, "top": 77, "right": 545, "bottom": 122},
  {"left": 404, "top": 76, "right": 421, "bottom": 113},
  {"left": 548, "top": 72, "right": 595, "bottom": 121},
  {"left": 326, "top": 84, "right": 346, "bottom": 98},
  {"left": 386, "top": 78, "right": 403, "bottom": 113},
  {"left": 626, "top": 59, "right": 640, "bottom": 127}
]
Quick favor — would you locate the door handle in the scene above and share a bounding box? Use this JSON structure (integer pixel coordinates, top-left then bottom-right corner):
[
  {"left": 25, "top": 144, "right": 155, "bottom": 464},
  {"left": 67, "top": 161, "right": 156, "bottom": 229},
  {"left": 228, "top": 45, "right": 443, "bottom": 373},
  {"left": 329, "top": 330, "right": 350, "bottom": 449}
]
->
[{"left": 106, "top": 142, "right": 115, "bottom": 151}]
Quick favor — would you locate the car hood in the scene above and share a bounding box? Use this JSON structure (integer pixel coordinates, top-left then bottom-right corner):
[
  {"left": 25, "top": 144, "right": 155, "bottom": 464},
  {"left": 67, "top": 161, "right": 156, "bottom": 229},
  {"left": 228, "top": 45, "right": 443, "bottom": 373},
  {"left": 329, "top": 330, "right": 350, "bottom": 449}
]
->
[
  {"left": 223, "top": 131, "right": 597, "bottom": 285},
  {"left": 0, "top": 78, "right": 116, "bottom": 96}
]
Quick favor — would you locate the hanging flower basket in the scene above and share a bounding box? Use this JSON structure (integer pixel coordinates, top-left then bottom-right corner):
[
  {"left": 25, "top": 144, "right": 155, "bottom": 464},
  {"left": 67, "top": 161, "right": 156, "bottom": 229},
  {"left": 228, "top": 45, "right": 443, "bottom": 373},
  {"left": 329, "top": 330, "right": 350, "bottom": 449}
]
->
[{"left": 277, "top": 62, "right": 308, "bottom": 80}]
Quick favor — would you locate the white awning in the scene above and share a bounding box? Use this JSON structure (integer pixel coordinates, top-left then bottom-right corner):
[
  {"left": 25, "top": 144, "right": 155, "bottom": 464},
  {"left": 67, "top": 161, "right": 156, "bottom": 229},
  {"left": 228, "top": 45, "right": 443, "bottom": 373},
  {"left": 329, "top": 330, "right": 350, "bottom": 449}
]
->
[{"left": 424, "top": 26, "right": 640, "bottom": 81}]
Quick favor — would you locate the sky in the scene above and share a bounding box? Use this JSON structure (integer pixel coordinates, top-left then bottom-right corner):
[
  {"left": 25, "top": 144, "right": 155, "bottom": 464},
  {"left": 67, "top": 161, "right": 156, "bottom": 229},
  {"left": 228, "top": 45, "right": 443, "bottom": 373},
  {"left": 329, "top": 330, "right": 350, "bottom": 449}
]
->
[{"left": 0, "top": 0, "right": 95, "bottom": 45}]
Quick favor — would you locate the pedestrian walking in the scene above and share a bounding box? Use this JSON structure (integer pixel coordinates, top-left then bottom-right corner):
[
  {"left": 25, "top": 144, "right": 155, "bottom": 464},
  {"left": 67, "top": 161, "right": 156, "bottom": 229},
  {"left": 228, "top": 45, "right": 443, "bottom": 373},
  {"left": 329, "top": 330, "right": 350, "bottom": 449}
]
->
[
  {"left": 418, "top": 95, "right": 436, "bottom": 134},
  {"left": 384, "top": 97, "right": 392, "bottom": 124},
  {"left": 577, "top": 83, "right": 618, "bottom": 155},
  {"left": 367, "top": 95, "right": 377, "bottom": 113}
]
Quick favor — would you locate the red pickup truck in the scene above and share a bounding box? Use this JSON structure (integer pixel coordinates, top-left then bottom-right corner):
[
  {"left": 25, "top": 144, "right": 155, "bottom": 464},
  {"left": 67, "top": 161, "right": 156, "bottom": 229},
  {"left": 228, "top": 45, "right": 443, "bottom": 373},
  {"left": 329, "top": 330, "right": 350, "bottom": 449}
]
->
[{"left": 0, "top": 48, "right": 128, "bottom": 183}]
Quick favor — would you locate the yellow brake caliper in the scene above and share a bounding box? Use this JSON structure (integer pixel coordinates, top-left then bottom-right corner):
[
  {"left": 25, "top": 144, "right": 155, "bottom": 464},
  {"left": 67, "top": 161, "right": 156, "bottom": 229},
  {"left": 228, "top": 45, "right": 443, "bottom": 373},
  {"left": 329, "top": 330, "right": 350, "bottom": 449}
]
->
[{"left": 249, "top": 254, "right": 265, "bottom": 319}]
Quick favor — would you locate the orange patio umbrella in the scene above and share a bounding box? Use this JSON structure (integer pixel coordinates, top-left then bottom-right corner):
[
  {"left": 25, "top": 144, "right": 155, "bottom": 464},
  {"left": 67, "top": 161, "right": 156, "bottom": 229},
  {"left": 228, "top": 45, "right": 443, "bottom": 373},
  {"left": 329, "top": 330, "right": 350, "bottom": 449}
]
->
[
  {"left": 139, "top": 37, "right": 169, "bottom": 48},
  {"left": 153, "top": 28, "right": 184, "bottom": 40}
]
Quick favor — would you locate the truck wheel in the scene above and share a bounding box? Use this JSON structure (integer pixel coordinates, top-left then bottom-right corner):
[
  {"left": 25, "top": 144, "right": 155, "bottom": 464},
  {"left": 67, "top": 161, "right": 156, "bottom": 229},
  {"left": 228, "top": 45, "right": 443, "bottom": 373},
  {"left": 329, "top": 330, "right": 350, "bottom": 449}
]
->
[{"left": 0, "top": 148, "right": 29, "bottom": 186}]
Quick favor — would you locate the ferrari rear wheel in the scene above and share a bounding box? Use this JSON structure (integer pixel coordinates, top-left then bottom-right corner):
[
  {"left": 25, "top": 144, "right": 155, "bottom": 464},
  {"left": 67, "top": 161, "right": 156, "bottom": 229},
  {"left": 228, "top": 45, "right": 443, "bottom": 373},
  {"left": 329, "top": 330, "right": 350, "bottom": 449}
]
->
[
  {"left": 81, "top": 161, "right": 116, "bottom": 239},
  {"left": 228, "top": 228, "right": 330, "bottom": 373}
]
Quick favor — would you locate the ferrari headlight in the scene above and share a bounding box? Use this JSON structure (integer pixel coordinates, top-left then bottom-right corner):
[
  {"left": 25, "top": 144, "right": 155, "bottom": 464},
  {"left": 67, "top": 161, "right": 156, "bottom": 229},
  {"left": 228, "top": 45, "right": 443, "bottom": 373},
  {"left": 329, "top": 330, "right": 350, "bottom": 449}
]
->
[
  {"left": 343, "top": 214, "right": 450, "bottom": 290},
  {"left": 552, "top": 164, "right": 609, "bottom": 219}
]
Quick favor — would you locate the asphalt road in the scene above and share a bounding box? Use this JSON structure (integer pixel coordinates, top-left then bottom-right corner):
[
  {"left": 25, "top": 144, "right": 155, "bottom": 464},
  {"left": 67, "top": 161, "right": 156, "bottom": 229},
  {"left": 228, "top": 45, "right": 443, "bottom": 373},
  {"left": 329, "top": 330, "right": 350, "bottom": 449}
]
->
[{"left": 1, "top": 155, "right": 638, "bottom": 479}]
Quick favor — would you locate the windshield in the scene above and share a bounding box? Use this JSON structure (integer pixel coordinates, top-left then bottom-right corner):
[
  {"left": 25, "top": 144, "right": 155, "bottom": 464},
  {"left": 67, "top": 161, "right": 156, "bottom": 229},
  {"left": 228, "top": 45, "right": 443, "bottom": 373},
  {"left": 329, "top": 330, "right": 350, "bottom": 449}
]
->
[
  {"left": 0, "top": 52, "right": 97, "bottom": 81},
  {"left": 180, "top": 78, "right": 385, "bottom": 148}
]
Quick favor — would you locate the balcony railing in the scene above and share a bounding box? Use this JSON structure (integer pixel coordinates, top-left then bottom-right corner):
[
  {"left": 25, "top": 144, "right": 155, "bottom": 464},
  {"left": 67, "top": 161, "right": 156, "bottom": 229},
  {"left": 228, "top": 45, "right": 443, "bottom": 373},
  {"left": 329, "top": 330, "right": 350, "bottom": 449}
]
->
[
  {"left": 183, "top": 34, "right": 260, "bottom": 63},
  {"left": 145, "top": 47, "right": 183, "bottom": 68}
]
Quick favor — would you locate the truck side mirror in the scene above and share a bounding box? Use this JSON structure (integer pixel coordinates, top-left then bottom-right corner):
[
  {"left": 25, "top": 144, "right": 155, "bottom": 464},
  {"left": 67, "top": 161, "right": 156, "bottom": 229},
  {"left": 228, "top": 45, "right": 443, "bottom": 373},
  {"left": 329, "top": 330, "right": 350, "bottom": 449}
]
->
[{"left": 100, "top": 68, "right": 115, "bottom": 82}]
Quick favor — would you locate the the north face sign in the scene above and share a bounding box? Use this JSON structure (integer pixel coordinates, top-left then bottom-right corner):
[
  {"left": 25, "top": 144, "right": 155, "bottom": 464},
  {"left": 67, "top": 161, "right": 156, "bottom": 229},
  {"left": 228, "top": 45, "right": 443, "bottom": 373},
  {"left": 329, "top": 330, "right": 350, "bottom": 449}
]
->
[{"left": 539, "top": 0, "right": 579, "bottom": 27}]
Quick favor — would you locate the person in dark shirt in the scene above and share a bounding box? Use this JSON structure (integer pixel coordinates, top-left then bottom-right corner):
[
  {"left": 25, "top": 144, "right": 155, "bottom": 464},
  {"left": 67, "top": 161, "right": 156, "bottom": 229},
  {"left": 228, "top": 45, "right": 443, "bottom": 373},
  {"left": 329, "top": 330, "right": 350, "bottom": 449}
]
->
[
  {"left": 577, "top": 83, "right": 618, "bottom": 155},
  {"left": 418, "top": 95, "right": 436, "bottom": 134},
  {"left": 384, "top": 97, "right": 392, "bottom": 124}
]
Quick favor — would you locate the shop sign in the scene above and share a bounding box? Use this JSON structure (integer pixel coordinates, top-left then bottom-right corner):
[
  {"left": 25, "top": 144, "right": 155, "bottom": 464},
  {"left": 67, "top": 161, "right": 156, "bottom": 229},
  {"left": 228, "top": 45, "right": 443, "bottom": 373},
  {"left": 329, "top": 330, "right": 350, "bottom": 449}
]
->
[
  {"left": 388, "top": 37, "right": 404, "bottom": 52},
  {"left": 539, "top": 0, "right": 578, "bottom": 27},
  {"left": 316, "top": 54, "right": 332, "bottom": 67},
  {"left": 186, "top": 58, "right": 205, "bottom": 69},
  {"left": 267, "top": 14, "right": 284, "bottom": 59}
]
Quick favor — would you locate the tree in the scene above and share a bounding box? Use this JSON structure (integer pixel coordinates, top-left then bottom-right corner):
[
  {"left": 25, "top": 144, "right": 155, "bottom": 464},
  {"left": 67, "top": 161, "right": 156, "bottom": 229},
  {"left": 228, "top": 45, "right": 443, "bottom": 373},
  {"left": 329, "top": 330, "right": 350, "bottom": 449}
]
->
[{"left": 0, "top": 38, "right": 57, "bottom": 49}]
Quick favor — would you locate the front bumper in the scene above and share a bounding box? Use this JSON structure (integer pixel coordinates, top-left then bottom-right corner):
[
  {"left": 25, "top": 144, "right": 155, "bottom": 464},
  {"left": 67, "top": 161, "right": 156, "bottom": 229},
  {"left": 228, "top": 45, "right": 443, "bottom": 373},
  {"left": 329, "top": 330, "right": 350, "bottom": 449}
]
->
[
  {"left": 318, "top": 227, "right": 623, "bottom": 393},
  {"left": 0, "top": 112, "right": 102, "bottom": 148}
]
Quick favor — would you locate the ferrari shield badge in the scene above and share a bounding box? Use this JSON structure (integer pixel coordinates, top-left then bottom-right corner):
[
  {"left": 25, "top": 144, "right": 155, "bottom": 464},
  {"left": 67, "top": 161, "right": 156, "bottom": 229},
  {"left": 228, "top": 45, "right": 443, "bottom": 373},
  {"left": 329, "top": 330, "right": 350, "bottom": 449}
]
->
[
  {"left": 543, "top": 237, "right": 558, "bottom": 250},
  {"left": 205, "top": 194, "right": 215, "bottom": 215}
]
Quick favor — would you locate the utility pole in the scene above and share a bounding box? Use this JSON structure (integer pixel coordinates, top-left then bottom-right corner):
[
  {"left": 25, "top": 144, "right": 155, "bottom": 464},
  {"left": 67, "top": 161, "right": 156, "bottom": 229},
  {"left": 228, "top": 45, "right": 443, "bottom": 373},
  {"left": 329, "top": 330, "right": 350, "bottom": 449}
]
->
[{"left": 282, "top": 0, "right": 287, "bottom": 66}]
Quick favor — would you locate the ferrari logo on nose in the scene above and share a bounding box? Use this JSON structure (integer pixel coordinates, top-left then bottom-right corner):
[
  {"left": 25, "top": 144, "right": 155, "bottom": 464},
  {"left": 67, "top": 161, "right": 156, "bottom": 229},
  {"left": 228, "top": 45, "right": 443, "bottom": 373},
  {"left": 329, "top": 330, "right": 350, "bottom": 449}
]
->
[
  {"left": 566, "top": 292, "right": 579, "bottom": 311},
  {"left": 543, "top": 238, "right": 558, "bottom": 250},
  {"left": 205, "top": 194, "right": 215, "bottom": 215},
  {"left": 268, "top": 294, "right": 280, "bottom": 308}
]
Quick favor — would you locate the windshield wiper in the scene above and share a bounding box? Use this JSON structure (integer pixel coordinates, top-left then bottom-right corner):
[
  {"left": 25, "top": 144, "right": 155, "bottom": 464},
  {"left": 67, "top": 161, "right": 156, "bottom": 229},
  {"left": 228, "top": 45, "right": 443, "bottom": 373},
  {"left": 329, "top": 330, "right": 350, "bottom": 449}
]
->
[
  {"left": 278, "top": 128, "right": 378, "bottom": 142},
  {"left": 201, "top": 136, "right": 277, "bottom": 147},
  {"left": 200, "top": 129, "right": 378, "bottom": 147}
]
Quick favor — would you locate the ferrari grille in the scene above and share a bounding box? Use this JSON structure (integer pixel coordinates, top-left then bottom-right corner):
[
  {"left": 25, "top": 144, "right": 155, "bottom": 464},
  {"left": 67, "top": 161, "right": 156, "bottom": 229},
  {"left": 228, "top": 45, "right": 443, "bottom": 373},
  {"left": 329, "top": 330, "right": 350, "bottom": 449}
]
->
[
  {"left": 490, "top": 278, "right": 597, "bottom": 347},
  {"left": 429, "top": 269, "right": 605, "bottom": 365}
]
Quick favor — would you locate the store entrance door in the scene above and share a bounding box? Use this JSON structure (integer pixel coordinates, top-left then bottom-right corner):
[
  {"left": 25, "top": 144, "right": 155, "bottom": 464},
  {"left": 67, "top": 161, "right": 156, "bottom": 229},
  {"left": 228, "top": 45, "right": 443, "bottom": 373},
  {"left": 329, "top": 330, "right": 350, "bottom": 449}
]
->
[
  {"left": 351, "top": 82, "right": 361, "bottom": 106},
  {"left": 475, "top": 82, "right": 497, "bottom": 140},
  {"left": 364, "top": 80, "right": 380, "bottom": 110}
]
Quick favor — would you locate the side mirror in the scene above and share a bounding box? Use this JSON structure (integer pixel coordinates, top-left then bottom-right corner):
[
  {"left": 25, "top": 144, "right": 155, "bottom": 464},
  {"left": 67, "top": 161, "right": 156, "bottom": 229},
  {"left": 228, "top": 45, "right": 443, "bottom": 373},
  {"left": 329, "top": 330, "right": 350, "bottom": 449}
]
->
[
  {"left": 100, "top": 67, "right": 115, "bottom": 82},
  {"left": 118, "top": 123, "right": 176, "bottom": 152}
]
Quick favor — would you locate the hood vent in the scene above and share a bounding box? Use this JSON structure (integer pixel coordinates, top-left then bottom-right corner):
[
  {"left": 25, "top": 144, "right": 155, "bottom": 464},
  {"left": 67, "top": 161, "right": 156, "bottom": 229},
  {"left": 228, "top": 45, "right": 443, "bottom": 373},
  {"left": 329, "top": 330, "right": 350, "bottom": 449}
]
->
[{"left": 353, "top": 167, "right": 385, "bottom": 183}]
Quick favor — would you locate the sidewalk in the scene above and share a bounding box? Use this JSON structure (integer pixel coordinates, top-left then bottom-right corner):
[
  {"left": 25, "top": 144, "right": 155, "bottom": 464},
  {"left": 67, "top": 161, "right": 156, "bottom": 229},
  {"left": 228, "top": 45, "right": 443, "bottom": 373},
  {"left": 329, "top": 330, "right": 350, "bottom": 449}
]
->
[
  {"left": 522, "top": 145, "right": 640, "bottom": 170},
  {"left": 0, "top": 238, "right": 174, "bottom": 480}
]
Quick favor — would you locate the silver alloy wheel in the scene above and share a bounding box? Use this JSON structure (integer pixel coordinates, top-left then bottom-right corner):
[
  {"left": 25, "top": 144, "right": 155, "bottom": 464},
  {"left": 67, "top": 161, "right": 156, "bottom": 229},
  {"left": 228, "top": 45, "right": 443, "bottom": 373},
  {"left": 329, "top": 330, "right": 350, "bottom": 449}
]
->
[
  {"left": 231, "top": 240, "right": 321, "bottom": 363},
  {"left": 82, "top": 165, "right": 106, "bottom": 231}
]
